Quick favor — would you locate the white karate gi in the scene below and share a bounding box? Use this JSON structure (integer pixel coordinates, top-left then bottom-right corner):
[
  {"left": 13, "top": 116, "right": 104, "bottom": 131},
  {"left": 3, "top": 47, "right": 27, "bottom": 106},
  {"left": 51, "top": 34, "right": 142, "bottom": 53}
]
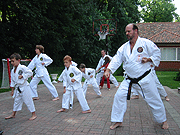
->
[
  {"left": 132, "top": 66, "right": 168, "bottom": 98},
  {"left": 62, "top": 65, "right": 90, "bottom": 111},
  {"left": 11, "top": 64, "right": 35, "bottom": 112},
  {"left": 108, "top": 37, "right": 167, "bottom": 123},
  {"left": 58, "top": 61, "right": 77, "bottom": 108},
  {"left": 28, "top": 53, "right": 58, "bottom": 98},
  {"left": 152, "top": 68, "right": 168, "bottom": 97},
  {"left": 58, "top": 61, "right": 78, "bottom": 82},
  {"left": 96, "top": 55, "right": 119, "bottom": 87},
  {"left": 82, "top": 68, "right": 102, "bottom": 96}
]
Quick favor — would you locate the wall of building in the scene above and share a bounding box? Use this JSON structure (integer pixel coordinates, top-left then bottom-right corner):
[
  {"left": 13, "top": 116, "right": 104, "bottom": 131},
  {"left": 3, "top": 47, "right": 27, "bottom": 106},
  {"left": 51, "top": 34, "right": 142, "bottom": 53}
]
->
[{"left": 155, "top": 61, "right": 180, "bottom": 71}]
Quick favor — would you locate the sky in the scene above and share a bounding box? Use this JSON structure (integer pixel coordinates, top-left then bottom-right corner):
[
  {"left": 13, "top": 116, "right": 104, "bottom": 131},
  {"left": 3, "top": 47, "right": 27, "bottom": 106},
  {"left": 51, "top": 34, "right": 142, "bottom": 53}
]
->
[{"left": 172, "top": 0, "right": 180, "bottom": 16}]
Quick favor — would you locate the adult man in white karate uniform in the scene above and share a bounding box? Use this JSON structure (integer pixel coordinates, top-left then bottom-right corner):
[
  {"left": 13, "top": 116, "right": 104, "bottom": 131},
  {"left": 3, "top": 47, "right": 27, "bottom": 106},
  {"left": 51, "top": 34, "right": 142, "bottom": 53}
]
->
[
  {"left": 104, "top": 23, "right": 168, "bottom": 130},
  {"left": 96, "top": 50, "right": 119, "bottom": 87}
]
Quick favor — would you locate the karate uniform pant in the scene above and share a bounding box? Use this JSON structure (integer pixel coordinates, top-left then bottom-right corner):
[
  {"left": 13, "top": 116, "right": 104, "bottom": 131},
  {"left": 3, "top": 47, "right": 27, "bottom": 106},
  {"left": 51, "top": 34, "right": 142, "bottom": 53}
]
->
[
  {"left": 62, "top": 88, "right": 90, "bottom": 111},
  {"left": 96, "top": 72, "right": 119, "bottom": 87},
  {"left": 30, "top": 74, "right": 59, "bottom": 98},
  {"left": 111, "top": 73, "right": 167, "bottom": 123},
  {"left": 13, "top": 86, "right": 35, "bottom": 112},
  {"left": 132, "top": 70, "right": 167, "bottom": 98},
  {"left": 152, "top": 70, "right": 167, "bottom": 97},
  {"left": 83, "top": 78, "right": 102, "bottom": 96},
  {"left": 100, "top": 76, "right": 110, "bottom": 89}
]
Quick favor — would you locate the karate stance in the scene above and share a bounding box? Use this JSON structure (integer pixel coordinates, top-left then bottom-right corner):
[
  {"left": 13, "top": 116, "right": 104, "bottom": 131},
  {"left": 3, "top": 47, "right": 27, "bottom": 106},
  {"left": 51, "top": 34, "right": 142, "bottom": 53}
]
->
[
  {"left": 57, "top": 55, "right": 91, "bottom": 113},
  {"left": 96, "top": 50, "right": 119, "bottom": 88},
  {"left": 105, "top": 24, "right": 169, "bottom": 130},
  {"left": 28, "top": 45, "right": 59, "bottom": 101},
  {"left": 79, "top": 63, "right": 102, "bottom": 97},
  {"left": 5, "top": 53, "right": 37, "bottom": 120},
  {"left": 58, "top": 61, "right": 78, "bottom": 109}
]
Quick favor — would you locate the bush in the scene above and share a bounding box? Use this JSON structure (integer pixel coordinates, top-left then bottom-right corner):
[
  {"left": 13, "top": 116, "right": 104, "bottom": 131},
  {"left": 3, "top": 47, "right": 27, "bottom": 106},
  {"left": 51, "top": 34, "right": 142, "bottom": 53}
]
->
[{"left": 174, "top": 71, "right": 180, "bottom": 81}]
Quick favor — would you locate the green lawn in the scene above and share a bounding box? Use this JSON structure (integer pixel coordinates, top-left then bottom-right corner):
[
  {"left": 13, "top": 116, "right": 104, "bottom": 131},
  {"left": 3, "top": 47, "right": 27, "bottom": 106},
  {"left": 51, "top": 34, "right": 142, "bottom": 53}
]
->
[{"left": 156, "top": 71, "right": 180, "bottom": 89}]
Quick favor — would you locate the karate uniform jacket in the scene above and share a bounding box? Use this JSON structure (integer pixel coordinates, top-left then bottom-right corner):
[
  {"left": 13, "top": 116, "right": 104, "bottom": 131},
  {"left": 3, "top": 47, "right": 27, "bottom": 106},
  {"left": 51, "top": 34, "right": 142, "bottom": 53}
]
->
[
  {"left": 28, "top": 53, "right": 52, "bottom": 77},
  {"left": 58, "top": 61, "right": 78, "bottom": 82},
  {"left": 10, "top": 64, "right": 33, "bottom": 97},
  {"left": 82, "top": 68, "right": 96, "bottom": 84},
  {"left": 108, "top": 37, "right": 161, "bottom": 79},
  {"left": 63, "top": 65, "right": 82, "bottom": 90},
  {"left": 96, "top": 55, "right": 112, "bottom": 72}
]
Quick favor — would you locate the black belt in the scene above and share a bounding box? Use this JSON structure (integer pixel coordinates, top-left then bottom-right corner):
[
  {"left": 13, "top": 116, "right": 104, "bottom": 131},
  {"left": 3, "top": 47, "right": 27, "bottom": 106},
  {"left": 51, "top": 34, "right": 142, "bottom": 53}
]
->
[
  {"left": 126, "top": 69, "right": 151, "bottom": 100},
  {"left": 17, "top": 86, "right": 22, "bottom": 93}
]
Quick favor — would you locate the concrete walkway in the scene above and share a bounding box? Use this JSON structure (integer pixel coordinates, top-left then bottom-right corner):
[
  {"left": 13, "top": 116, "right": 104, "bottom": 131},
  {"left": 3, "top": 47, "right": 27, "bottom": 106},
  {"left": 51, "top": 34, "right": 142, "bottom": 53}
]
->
[{"left": 0, "top": 83, "right": 180, "bottom": 135}]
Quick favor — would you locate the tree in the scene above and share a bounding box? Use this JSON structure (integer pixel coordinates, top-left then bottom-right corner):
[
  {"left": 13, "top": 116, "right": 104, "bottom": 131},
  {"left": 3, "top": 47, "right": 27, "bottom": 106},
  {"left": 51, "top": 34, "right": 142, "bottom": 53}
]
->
[
  {"left": 0, "top": 0, "right": 140, "bottom": 68},
  {"left": 175, "top": 16, "right": 180, "bottom": 22},
  {"left": 98, "top": 0, "right": 141, "bottom": 53},
  {"left": 140, "top": 0, "right": 179, "bottom": 22}
]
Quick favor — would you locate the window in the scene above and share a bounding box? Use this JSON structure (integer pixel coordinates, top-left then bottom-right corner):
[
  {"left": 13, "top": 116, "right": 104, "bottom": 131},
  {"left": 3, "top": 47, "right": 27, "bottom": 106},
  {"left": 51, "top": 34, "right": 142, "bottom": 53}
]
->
[{"left": 160, "top": 47, "right": 180, "bottom": 61}]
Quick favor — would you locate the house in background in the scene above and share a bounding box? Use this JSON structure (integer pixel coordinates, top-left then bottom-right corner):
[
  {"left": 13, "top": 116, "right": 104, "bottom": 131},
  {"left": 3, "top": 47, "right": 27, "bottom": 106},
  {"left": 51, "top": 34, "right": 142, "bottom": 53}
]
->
[{"left": 136, "top": 22, "right": 180, "bottom": 71}]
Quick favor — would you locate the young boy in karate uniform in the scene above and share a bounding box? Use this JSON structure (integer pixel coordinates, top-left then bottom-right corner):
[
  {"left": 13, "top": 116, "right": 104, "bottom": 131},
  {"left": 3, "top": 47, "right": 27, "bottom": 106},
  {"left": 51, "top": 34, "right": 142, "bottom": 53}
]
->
[
  {"left": 57, "top": 55, "right": 91, "bottom": 113},
  {"left": 5, "top": 53, "right": 37, "bottom": 120},
  {"left": 28, "top": 45, "right": 59, "bottom": 101},
  {"left": 58, "top": 61, "right": 78, "bottom": 108},
  {"left": 58, "top": 61, "right": 78, "bottom": 82},
  {"left": 79, "top": 63, "right": 102, "bottom": 97}
]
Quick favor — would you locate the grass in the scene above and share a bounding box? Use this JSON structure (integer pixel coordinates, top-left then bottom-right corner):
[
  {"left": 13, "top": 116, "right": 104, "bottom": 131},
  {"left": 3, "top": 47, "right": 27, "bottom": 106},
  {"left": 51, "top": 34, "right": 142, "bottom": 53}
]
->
[
  {"left": 156, "top": 71, "right": 180, "bottom": 89},
  {"left": 0, "top": 67, "right": 180, "bottom": 93}
]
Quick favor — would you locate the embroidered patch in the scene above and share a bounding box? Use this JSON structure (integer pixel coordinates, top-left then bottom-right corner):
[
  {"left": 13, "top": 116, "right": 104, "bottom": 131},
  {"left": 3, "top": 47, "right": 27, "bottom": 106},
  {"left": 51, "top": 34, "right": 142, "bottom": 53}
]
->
[
  {"left": 88, "top": 72, "right": 91, "bottom": 75},
  {"left": 137, "top": 47, "right": 143, "bottom": 53},
  {"left": 40, "top": 57, "right": 43, "bottom": 61},
  {"left": 18, "top": 70, "right": 23, "bottom": 75},
  {"left": 69, "top": 73, "right": 74, "bottom": 77}
]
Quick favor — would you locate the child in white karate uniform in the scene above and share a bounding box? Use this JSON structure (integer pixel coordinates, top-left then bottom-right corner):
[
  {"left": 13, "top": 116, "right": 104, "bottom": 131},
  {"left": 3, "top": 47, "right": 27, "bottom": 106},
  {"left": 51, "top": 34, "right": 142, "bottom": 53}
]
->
[
  {"left": 58, "top": 61, "right": 78, "bottom": 109},
  {"left": 79, "top": 63, "right": 102, "bottom": 97},
  {"left": 58, "top": 61, "right": 78, "bottom": 82},
  {"left": 57, "top": 55, "right": 91, "bottom": 113},
  {"left": 5, "top": 53, "right": 37, "bottom": 120},
  {"left": 28, "top": 45, "right": 59, "bottom": 101}
]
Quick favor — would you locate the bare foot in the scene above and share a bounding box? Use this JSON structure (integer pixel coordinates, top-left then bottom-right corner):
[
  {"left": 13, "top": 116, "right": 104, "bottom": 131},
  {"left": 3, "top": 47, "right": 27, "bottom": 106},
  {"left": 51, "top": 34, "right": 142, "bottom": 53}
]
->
[
  {"left": 57, "top": 108, "right": 66, "bottom": 113},
  {"left": 99, "top": 86, "right": 103, "bottom": 89},
  {"left": 82, "top": 109, "right": 91, "bottom": 114},
  {"left": 162, "top": 121, "right": 169, "bottom": 129},
  {"left": 52, "top": 97, "right": 59, "bottom": 101},
  {"left": 29, "top": 115, "right": 37, "bottom": 120},
  {"left": 98, "top": 94, "right": 102, "bottom": 98},
  {"left": 33, "top": 97, "right": 39, "bottom": 100},
  {"left": 165, "top": 96, "right": 170, "bottom": 101},
  {"left": 110, "top": 122, "right": 122, "bottom": 130},
  {"left": 116, "top": 86, "right": 119, "bottom": 88},
  {"left": 5, "top": 115, "right": 15, "bottom": 120},
  {"left": 131, "top": 95, "right": 139, "bottom": 99},
  {"left": 108, "top": 89, "right": 110, "bottom": 91}
]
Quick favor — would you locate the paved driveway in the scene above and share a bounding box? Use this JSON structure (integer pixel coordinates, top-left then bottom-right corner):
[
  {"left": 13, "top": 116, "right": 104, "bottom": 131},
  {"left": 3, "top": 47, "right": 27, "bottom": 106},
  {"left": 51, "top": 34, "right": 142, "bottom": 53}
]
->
[{"left": 0, "top": 83, "right": 180, "bottom": 135}]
